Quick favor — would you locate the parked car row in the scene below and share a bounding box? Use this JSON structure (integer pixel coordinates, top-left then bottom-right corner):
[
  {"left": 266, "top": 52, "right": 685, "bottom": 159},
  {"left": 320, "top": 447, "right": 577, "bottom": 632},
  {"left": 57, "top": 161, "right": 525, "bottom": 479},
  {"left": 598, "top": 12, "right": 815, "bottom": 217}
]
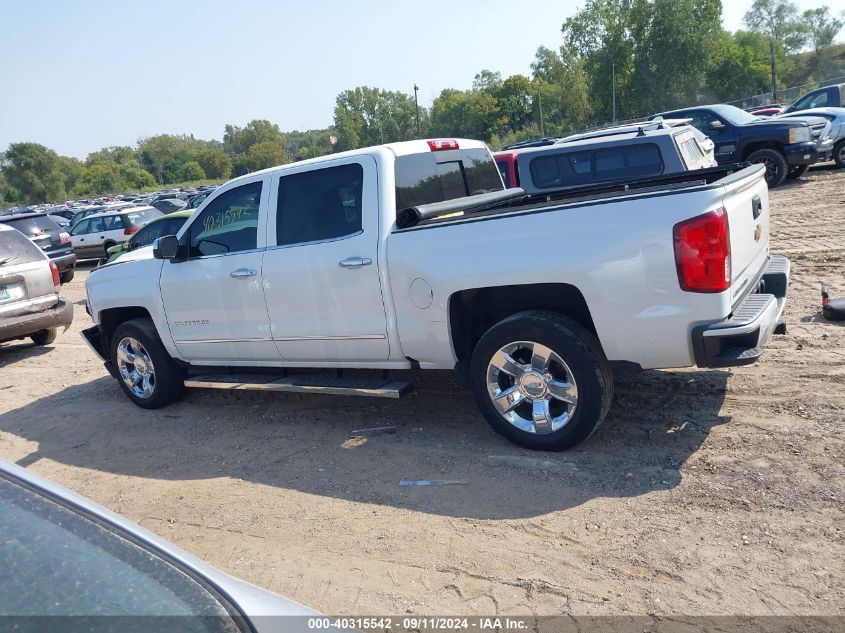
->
[{"left": 496, "top": 99, "right": 842, "bottom": 192}]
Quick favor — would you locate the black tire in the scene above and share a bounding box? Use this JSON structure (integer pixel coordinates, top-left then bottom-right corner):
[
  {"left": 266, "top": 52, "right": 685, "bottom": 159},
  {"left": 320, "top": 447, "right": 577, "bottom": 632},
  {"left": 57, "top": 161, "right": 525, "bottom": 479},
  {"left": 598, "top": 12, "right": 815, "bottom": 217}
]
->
[
  {"left": 110, "top": 317, "right": 185, "bottom": 409},
  {"left": 59, "top": 269, "right": 75, "bottom": 284},
  {"left": 30, "top": 328, "right": 57, "bottom": 346},
  {"left": 786, "top": 164, "right": 809, "bottom": 179},
  {"left": 834, "top": 141, "right": 845, "bottom": 169},
  {"left": 746, "top": 148, "right": 789, "bottom": 188},
  {"left": 469, "top": 310, "right": 613, "bottom": 451}
]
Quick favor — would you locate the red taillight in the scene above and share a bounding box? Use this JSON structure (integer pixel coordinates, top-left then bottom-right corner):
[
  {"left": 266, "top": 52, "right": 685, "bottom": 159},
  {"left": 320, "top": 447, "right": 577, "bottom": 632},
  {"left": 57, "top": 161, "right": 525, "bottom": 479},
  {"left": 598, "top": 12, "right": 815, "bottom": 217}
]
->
[
  {"left": 673, "top": 208, "right": 731, "bottom": 293},
  {"left": 50, "top": 261, "right": 60, "bottom": 287},
  {"left": 427, "top": 139, "right": 460, "bottom": 151},
  {"left": 58, "top": 232, "right": 70, "bottom": 244},
  {"left": 124, "top": 226, "right": 140, "bottom": 236}
]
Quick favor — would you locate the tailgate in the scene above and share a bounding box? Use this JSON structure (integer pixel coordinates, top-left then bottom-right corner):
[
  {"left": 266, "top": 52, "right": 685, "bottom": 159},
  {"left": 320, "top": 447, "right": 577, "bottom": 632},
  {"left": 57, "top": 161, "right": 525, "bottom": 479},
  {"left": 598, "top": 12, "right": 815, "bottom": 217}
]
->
[{"left": 721, "top": 165, "right": 770, "bottom": 306}]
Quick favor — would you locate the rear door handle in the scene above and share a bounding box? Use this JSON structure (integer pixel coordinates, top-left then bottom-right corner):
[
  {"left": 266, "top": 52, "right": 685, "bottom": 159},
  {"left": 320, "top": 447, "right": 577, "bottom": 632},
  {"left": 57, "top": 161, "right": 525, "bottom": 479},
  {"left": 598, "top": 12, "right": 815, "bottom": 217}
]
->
[
  {"left": 230, "top": 268, "right": 257, "bottom": 278},
  {"left": 338, "top": 257, "right": 372, "bottom": 268}
]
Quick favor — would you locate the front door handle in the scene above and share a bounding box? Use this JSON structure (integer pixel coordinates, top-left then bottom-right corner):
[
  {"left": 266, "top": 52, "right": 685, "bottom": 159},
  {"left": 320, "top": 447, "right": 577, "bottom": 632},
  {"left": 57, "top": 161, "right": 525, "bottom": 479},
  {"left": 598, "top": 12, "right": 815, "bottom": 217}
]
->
[
  {"left": 338, "top": 257, "right": 372, "bottom": 268},
  {"left": 230, "top": 268, "right": 257, "bottom": 278}
]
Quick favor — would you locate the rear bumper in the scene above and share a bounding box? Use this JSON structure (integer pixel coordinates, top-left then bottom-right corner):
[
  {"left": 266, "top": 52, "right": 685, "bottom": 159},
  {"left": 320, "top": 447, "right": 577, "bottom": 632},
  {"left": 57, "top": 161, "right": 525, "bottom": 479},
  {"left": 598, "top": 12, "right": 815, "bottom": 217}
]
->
[
  {"left": 784, "top": 141, "right": 818, "bottom": 166},
  {"left": 49, "top": 250, "right": 77, "bottom": 272},
  {"left": 691, "top": 255, "right": 790, "bottom": 368},
  {"left": 0, "top": 300, "right": 74, "bottom": 343}
]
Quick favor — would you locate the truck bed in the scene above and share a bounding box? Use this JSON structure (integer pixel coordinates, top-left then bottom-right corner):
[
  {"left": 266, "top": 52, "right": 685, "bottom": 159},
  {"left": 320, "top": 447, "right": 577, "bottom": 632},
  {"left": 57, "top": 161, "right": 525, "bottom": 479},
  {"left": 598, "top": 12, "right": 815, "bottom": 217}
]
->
[{"left": 395, "top": 163, "right": 756, "bottom": 231}]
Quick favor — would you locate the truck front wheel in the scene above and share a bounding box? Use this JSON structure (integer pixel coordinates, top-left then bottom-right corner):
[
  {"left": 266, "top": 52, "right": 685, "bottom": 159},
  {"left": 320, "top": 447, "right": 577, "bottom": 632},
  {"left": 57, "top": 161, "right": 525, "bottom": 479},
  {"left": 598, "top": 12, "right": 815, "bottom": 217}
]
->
[
  {"left": 469, "top": 311, "right": 613, "bottom": 451},
  {"left": 110, "top": 318, "right": 184, "bottom": 409},
  {"left": 746, "top": 148, "right": 788, "bottom": 187}
]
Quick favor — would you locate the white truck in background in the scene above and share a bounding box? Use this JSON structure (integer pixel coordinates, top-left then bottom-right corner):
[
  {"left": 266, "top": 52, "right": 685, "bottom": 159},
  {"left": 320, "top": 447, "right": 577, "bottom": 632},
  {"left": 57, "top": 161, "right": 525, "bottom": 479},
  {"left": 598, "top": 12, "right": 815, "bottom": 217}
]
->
[{"left": 82, "top": 138, "right": 789, "bottom": 450}]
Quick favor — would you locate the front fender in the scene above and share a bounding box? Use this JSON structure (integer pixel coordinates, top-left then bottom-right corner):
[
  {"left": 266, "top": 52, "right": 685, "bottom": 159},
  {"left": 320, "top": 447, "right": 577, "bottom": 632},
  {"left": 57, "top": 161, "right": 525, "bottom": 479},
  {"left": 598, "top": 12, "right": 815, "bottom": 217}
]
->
[{"left": 85, "top": 258, "right": 183, "bottom": 361}]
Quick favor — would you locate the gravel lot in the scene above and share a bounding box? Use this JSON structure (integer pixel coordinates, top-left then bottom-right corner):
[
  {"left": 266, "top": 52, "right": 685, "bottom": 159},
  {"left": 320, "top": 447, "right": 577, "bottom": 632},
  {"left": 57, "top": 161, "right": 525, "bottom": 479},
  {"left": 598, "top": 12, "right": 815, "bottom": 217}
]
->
[{"left": 1, "top": 166, "right": 843, "bottom": 617}]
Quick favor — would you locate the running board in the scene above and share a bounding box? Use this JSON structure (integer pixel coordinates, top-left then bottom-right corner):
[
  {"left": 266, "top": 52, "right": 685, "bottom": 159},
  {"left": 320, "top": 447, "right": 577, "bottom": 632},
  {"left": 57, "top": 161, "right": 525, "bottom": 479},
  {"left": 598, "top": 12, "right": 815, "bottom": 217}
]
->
[{"left": 183, "top": 374, "right": 414, "bottom": 399}]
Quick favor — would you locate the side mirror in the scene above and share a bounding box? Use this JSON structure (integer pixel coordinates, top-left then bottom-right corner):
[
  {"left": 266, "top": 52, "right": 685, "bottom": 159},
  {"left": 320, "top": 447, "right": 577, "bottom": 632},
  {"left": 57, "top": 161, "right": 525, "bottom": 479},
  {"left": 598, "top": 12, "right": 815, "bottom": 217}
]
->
[
  {"left": 153, "top": 235, "right": 180, "bottom": 260},
  {"left": 709, "top": 120, "right": 725, "bottom": 131}
]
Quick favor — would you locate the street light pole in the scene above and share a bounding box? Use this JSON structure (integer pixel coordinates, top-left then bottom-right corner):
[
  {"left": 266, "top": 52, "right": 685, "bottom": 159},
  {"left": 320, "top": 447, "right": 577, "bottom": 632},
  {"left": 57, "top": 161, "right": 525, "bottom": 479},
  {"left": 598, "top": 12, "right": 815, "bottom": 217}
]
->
[
  {"left": 769, "top": 41, "right": 778, "bottom": 103},
  {"left": 612, "top": 61, "right": 617, "bottom": 124},
  {"left": 414, "top": 84, "right": 421, "bottom": 137},
  {"left": 538, "top": 84, "right": 545, "bottom": 138}
]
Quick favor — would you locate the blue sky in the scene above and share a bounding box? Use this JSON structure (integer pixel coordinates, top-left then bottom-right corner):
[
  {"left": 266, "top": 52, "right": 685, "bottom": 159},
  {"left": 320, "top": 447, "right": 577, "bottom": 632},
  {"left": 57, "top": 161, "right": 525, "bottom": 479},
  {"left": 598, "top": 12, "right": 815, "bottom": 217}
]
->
[{"left": 0, "top": 0, "right": 834, "bottom": 158}]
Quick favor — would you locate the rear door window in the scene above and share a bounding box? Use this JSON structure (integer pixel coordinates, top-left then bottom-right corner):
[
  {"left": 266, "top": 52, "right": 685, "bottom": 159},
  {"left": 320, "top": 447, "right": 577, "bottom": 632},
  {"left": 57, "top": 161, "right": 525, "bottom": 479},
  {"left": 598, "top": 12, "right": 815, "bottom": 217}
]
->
[
  {"left": 103, "top": 215, "right": 125, "bottom": 231},
  {"left": 0, "top": 230, "right": 44, "bottom": 265},
  {"left": 394, "top": 148, "right": 503, "bottom": 210},
  {"left": 276, "top": 163, "right": 363, "bottom": 247}
]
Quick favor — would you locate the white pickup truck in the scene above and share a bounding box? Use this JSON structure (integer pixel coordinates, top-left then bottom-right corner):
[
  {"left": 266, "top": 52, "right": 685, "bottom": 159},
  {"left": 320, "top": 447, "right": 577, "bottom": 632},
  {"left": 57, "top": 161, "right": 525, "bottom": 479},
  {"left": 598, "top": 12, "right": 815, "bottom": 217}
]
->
[{"left": 82, "top": 138, "right": 789, "bottom": 450}]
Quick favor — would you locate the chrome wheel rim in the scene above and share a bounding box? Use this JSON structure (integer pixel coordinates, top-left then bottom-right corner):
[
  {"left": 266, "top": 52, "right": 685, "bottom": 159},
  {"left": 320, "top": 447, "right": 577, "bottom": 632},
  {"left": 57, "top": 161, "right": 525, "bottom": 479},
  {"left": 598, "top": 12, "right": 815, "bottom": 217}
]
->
[
  {"left": 837, "top": 144, "right": 845, "bottom": 165},
  {"left": 751, "top": 156, "right": 780, "bottom": 183},
  {"left": 116, "top": 336, "right": 156, "bottom": 399},
  {"left": 486, "top": 341, "right": 578, "bottom": 434}
]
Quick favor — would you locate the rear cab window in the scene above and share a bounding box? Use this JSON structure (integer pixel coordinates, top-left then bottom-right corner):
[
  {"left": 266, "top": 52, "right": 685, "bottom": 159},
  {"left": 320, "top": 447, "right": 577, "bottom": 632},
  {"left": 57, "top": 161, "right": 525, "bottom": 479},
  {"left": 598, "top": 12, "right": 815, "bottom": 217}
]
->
[
  {"left": 394, "top": 148, "right": 503, "bottom": 210},
  {"left": 0, "top": 229, "right": 45, "bottom": 266}
]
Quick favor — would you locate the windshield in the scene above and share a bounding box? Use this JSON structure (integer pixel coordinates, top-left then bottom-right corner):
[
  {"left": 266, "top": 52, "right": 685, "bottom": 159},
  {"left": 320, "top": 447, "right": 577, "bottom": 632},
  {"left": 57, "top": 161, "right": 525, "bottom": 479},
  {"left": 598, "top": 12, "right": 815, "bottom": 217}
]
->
[
  {"left": 710, "top": 104, "right": 760, "bottom": 125},
  {"left": 0, "top": 475, "right": 244, "bottom": 629}
]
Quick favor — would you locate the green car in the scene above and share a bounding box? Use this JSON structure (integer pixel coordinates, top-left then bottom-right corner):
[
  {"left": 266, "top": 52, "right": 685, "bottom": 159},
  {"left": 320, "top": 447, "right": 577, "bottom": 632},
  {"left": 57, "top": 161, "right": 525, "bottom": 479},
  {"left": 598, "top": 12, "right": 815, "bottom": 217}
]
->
[{"left": 103, "top": 210, "right": 194, "bottom": 264}]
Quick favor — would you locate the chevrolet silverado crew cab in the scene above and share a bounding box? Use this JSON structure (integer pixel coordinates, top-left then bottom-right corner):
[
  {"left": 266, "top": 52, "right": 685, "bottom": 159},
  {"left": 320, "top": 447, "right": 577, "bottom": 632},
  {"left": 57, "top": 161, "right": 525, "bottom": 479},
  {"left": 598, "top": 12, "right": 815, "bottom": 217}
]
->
[{"left": 82, "top": 139, "right": 790, "bottom": 451}]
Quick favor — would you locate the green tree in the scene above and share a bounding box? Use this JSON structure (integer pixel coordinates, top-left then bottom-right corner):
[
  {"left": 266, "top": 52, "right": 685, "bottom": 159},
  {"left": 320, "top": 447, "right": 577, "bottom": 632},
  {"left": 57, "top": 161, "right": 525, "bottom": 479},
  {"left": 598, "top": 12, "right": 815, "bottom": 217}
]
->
[
  {"left": 73, "top": 160, "right": 155, "bottom": 196},
  {"left": 531, "top": 45, "right": 593, "bottom": 133},
  {"left": 429, "top": 88, "right": 502, "bottom": 142},
  {"left": 138, "top": 134, "right": 202, "bottom": 184},
  {"left": 223, "top": 120, "right": 285, "bottom": 155},
  {"left": 86, "top": 146, "right": 137, "bottom": 166},
  {"left": 195, "top": 148, "right": 232, "bottom": 179},
  {"left": 2, "top": 143, "right": 67, "bottom": 203},
  {"left": 176, "top": 160, "right": 206, "bottom": 182},
  {"left": 744, "top": 0, "right": 807, "bottom": 54},
  {"left": 56, "top": 156, "right": 86, "bottom": 198},
  {"left": 333, "top": 87, "right": 421, "bottom": 151},
  {"left": 801, "top": 7, "right": 843, "bottom": 55},
  {"left": 629, "top": 0, "right": 723, "bottom": 113},
  {"left": 707, "top": 31, "right": 772, "bottom": 102},
  {"left": 232, "top": 141, "right": 288, "bottom": 176}
]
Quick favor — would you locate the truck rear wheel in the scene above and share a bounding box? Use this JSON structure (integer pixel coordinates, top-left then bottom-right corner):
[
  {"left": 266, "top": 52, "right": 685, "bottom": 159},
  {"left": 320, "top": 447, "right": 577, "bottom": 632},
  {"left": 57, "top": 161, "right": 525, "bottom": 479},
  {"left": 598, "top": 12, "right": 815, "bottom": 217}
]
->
[
  {"left": 469, "top": 311, "right": 613, "bottom": 451},
  {"left": 834, "top": 141, "right": 845, "bottom": 169},
  {"left": 746, "top": 148, "right": 788, "bottom": 187},
  {"left": 110, "top": 317, "right": 184, "bottom": 409}
]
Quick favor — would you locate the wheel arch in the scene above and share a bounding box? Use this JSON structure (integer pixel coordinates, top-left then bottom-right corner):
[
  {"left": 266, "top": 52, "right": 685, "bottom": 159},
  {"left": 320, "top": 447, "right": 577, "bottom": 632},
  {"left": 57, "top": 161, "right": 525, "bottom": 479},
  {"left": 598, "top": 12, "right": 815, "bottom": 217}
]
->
[
  {"left": 448, "top": 283, "right": 600, "bottom": 368},
  {"left": 98, "top": 306, "right": 154, "bottom": 351},
  {"left": 739, "top": 141, "right": 784, "bottom": 160}
]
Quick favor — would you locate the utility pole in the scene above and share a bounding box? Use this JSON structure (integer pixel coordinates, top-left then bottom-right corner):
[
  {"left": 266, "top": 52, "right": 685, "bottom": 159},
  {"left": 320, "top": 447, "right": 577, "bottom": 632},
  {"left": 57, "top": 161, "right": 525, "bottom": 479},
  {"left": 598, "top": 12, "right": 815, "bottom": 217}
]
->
[
  {"left": 413, "top": 84, "right": 421, "bottom": 137},
  {"left": 538, "top": 84, "right": 545, "bottom": 138},
  {"left": 769, "top": 41, "right": 778, "bottom": 103},
  {"left": 612, "top": 61, "right": 617, "bottom": 124}
]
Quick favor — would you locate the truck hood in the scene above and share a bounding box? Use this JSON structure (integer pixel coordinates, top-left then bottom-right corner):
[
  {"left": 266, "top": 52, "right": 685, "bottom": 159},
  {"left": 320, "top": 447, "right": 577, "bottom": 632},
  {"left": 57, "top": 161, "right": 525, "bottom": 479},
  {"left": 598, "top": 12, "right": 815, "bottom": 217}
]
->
[
  {"left": 110, "top": 244, "right": 154, "bottom": 265},
  {"left": 746, "top": 115, "right": 828, "bottom": 129}
]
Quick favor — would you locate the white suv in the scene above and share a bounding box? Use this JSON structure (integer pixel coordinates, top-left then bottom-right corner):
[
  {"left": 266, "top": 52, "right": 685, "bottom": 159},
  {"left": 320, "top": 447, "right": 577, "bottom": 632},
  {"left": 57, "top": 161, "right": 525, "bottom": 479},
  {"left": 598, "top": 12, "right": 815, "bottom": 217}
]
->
[{"left": 70, "top": 207, "right": 162, "bottom": 259}]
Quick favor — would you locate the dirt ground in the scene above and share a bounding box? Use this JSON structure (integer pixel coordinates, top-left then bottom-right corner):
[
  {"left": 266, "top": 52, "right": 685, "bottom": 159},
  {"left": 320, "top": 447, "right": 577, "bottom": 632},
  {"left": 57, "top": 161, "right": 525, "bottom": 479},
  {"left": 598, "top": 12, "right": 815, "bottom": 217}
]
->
[{"left": 1, "top": 165, "right": 844, "bottom": 618}]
